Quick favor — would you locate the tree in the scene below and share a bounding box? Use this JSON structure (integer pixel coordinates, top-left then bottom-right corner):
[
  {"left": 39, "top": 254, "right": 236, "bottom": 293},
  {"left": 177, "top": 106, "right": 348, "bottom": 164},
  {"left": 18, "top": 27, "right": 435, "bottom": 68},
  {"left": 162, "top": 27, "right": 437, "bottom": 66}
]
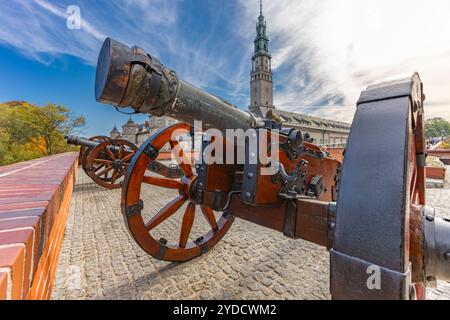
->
[
  {"left": 425, "top": 117, "right": 450, "bottom": 139},
  {"left": 0, "top": 101, "right": 86, "bottom": 165}
]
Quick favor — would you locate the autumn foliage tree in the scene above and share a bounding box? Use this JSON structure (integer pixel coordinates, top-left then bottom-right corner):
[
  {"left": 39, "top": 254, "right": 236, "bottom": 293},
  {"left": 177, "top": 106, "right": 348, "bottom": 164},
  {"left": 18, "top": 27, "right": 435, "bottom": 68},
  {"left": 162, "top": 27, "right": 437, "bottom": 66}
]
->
[
  {"left": 425, "top": 117, "right": 450, "bottom": 139},
  {"left": 0, "top": 101, "right": 86, "bottom": 165}
]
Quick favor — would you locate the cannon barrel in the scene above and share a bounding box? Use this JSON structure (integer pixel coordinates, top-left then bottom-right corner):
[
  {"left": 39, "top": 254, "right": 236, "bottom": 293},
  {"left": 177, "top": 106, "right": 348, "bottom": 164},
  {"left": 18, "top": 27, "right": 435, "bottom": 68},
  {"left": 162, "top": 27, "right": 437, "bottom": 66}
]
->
[
  {"left": 66, "top": 135, "right": 99, "bottom": 149},
  {"left": 65, "top": 135, "right": 133, "bottom": 153},
  {"left": 95, "top": 38, "right": 262, "bottom": 131}
]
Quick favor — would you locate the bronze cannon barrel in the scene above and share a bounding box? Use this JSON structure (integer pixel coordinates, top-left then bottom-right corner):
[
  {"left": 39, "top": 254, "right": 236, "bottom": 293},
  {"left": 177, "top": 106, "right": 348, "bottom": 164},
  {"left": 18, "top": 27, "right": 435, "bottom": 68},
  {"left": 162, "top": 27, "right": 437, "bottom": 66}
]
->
[
  {"left": 95, "top": 38, "right": 262, "bottom": 131},
  {"left": 65, "top": 135, "right": 133, "bottom": 153},
  {"left": 66, "top": 135, "right": 100, "bottom": 149}
]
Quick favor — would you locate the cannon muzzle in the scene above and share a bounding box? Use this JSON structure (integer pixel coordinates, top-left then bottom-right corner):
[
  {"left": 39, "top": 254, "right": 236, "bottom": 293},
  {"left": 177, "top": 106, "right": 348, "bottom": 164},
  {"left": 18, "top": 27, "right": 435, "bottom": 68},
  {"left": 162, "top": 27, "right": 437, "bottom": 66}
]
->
[
  {"left": 66, "top": 135, "right": 99, "bottom": 149},
  {"left": 95, "top": 38, "right": 261, "bottom": 131}
]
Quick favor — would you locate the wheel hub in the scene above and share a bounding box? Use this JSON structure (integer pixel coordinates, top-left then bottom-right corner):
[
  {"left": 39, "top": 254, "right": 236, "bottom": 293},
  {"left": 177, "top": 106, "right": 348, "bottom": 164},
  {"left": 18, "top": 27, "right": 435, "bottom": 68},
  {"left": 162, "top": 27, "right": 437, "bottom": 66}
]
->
[{"left": 113, "top": 159, "right": 123, "bottom": 169}]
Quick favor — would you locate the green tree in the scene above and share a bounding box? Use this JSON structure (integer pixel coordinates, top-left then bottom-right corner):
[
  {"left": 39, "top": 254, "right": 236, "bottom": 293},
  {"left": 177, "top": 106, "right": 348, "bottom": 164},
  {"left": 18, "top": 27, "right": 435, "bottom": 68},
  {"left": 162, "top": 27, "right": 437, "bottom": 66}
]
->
[
  {"left": 425, "top": 117, "right": 450, "bottom": 139},
  {"left": 0, "top": 101, "right": 86, "bottom": 165}
]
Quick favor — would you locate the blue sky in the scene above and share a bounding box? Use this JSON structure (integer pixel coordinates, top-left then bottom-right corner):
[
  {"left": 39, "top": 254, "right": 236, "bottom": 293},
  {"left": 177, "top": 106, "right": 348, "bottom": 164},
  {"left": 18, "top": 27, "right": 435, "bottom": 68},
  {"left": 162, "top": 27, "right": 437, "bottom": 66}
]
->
[{"left": 1, "top": 0, "right": 450, "bottom": 136}]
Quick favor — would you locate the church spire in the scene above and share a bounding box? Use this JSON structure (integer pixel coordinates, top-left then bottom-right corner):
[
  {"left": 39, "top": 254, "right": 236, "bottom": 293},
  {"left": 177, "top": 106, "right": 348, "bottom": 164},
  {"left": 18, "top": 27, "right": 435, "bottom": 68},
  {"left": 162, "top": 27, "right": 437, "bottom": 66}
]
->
[
  {"left": 250, "top": 0, "right": 274, "bottom": 112},
  {"left": 254, "top": 0, "right": 269, "bottom": 56}
]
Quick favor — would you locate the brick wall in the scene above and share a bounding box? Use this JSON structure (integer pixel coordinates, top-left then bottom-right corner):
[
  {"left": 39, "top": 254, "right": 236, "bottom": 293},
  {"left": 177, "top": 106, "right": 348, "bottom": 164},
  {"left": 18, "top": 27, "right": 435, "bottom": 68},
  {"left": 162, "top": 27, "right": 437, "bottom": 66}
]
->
[{"left": 0, "top": 153, "right": 78, "bottom": 300}]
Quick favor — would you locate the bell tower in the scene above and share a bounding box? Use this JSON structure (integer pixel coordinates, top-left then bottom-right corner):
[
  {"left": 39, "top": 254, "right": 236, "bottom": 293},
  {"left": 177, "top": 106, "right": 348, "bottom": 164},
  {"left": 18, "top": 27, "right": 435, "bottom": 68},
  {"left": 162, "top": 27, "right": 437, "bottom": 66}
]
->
[{"left": 250, "top": 0, "right": 274, "bottom": 115}]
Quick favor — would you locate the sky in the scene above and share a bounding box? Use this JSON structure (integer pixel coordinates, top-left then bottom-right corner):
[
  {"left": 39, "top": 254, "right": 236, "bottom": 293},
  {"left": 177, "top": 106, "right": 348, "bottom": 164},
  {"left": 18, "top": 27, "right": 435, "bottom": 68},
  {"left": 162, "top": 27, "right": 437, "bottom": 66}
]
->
[{"left": 0, "top": 0, "right": 449, "bottom": 136}]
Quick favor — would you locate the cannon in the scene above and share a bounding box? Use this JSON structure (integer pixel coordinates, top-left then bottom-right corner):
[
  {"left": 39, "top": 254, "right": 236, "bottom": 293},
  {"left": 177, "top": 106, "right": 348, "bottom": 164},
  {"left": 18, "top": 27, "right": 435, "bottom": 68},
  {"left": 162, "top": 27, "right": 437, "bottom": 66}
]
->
[
  {"left": 67, "top": 135, "right": 138, "bottom": 189},
  {"left": 76, "top": 135, "right": 111, "bottom": 177},
  {"left": 66, "top": 135, "right": 184, "bottom": 189},
  {"left": 94, "top": 38, "right": 450, "bottom": 300}
]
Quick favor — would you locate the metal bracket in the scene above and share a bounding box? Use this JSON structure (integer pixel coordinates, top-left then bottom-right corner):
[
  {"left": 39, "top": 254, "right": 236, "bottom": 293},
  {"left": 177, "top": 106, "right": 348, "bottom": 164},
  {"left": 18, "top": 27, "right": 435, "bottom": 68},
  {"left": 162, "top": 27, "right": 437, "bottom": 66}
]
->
[
  {"left": 416, "top": 153, "right": 426, "bottom": 168},
  {"left": 212, "top": 191, "right": 223, "bottom": 211},
  {"left": 330, "top": 250, "right": 412, "bottom": 300},
  {"left": 328, "top": 202, "right": 337, "bottom": 246},
  {"left": 283, "top": 200, "right": 298, "bottom": 238},
  {"left": 199, "top": 243, "right": 209, "bottom": 256},
  {"left": 146, "top": 72, "right": 162, "bottom": 106},
  {"left": 143, "top": 144, "right": 159, "bottom": 160},
  {"left": 278, "top": 161, "right": 307, "bottom": 200},
  {"left": 126, "top": 200, "right": 144, "bottom": 218},
  {"left": 279, "top": 129, "right": 304, "bottom": 160},
  {"left": 300, "top": 146, "right": 326, "bottom": 160},
  {"left": 241, "top": 131, "right": 259, "bottom": 204},
  {"left": 153, "top": 244, "right": 168, "bottom": 260},
  {"left": 305, "top": 175, "right": 325, "bottom": 198}
]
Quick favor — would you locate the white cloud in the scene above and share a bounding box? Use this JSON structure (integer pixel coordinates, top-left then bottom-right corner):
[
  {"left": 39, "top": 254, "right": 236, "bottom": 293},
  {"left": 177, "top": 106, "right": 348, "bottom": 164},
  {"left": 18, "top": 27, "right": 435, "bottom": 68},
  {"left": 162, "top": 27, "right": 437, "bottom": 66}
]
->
[{"left": 1, "top": 0, "right": 449, "bottom": 123}]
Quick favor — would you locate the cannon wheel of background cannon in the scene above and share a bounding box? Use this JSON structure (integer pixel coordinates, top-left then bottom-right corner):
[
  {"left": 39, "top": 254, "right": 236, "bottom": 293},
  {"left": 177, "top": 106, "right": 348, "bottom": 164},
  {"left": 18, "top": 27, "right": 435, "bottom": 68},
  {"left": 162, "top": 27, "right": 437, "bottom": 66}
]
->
[
  {"left": 86, "top": 139, "right": 138, "bottom": 189},
  {"left": 121, "top": 123, "right": 234, "bottom": 262},
  {"left": 80, "top": 135, "right": 110, "bottom": 174},
  {"left": 330, "top": 73, "right": 427, "bottom": 300}
]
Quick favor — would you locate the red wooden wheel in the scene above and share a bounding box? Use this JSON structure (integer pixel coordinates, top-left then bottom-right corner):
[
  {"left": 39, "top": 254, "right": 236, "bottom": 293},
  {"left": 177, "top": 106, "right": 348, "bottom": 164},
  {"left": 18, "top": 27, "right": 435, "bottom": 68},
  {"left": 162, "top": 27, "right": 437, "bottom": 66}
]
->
[
  {"left": 409, "top": 109, "right": 427, "bottom": 299},
  {"left": 331, "top": 73, "right": 429, "bottom": 300},
  {"left": 121, "top": 123, "right": 234, "bottom": 262},
  {"left": 80, "top": 135, "right": 110, "bottom": 173},
  {"left": 86, "top": 139, "right": 137, "bottom": 189}
]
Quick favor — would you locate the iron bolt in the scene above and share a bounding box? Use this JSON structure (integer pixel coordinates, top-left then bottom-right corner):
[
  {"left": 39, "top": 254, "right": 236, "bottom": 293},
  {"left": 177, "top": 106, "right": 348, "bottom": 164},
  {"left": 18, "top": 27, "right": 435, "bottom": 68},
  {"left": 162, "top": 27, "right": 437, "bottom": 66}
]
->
[
  {"left": 245, "top": 192, "right": 252, "bottom": 199},
  {"left": 247, "top": 173, "right": 254, "bottom": 179}
]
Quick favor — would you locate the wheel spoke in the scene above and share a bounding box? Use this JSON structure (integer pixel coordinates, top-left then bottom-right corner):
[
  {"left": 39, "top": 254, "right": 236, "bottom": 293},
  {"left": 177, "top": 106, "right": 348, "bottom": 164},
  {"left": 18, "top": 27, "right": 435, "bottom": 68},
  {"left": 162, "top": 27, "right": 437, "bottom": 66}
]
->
[
  {"left": 94, "top": 159, "right": 113, "bottom": 165},
  {"left": 118, "top": 145, "right": 124, "bottom": 159},
  {"left": 96, "top": 165, "right": 113, "bottom": 177},
  {"left": 106, "top": 148, "right": 116, "bottom": 160},
  {"left": 170, "top": 140, "right": 193, "bottom": 178},
  {"left": 200, "top": 205, "right": 218, "bottom": 231},
  {"left": 145, "top": 195, "right": 186, "bottom": 231},
  {"left": 179, "top": 202, "right": 196, "bottom": 248},
  {"left": 142, "top": 176, "right": 183, "bottom": 189},
  {"left": 111, "top": 169, "right": 118, "bottom": 184},
  {"left": 119, "top": 164, "right": 128, "bottom": 176},
  {"left": 148, "top": 160, "right": 181, "bottom": 178},
  {"left": 94, "top": 164, "right": 105, "bottom": 172},
  {"left": 121, "top": 152, "right": 135, "bottom": 162}
]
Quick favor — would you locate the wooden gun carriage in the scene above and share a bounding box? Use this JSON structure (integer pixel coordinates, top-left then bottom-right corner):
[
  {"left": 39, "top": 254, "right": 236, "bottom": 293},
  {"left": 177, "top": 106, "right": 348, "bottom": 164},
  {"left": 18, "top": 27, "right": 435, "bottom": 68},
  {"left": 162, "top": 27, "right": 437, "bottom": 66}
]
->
[
  {"left": 66, "top": 135, "right": 183, "bottom": 189},
  {"left": 83, "top": 38, "right": 450, "bottom": 299}
]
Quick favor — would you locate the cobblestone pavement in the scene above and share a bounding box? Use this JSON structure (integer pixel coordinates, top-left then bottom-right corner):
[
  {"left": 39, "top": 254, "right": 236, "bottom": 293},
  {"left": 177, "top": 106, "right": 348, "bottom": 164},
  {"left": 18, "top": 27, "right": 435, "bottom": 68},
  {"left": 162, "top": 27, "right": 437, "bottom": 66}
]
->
[{"left": 52, "top": 170, "right": 450, "bottom": 300}]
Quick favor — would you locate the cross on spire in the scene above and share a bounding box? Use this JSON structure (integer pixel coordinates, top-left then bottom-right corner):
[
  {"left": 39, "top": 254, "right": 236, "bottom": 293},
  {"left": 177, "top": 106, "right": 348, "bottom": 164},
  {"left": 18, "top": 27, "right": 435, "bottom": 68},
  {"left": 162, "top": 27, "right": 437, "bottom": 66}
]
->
[{"left": 260, "top": 0, "right": 263, "bottom": 16}]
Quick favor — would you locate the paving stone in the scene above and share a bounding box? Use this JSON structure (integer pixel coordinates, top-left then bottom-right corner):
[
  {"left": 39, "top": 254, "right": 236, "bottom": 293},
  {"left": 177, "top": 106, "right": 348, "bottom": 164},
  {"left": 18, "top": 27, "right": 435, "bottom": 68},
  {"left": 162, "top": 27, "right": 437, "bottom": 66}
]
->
[{"left": 51, "top": 170, "right": 450, "bottom": 300}]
